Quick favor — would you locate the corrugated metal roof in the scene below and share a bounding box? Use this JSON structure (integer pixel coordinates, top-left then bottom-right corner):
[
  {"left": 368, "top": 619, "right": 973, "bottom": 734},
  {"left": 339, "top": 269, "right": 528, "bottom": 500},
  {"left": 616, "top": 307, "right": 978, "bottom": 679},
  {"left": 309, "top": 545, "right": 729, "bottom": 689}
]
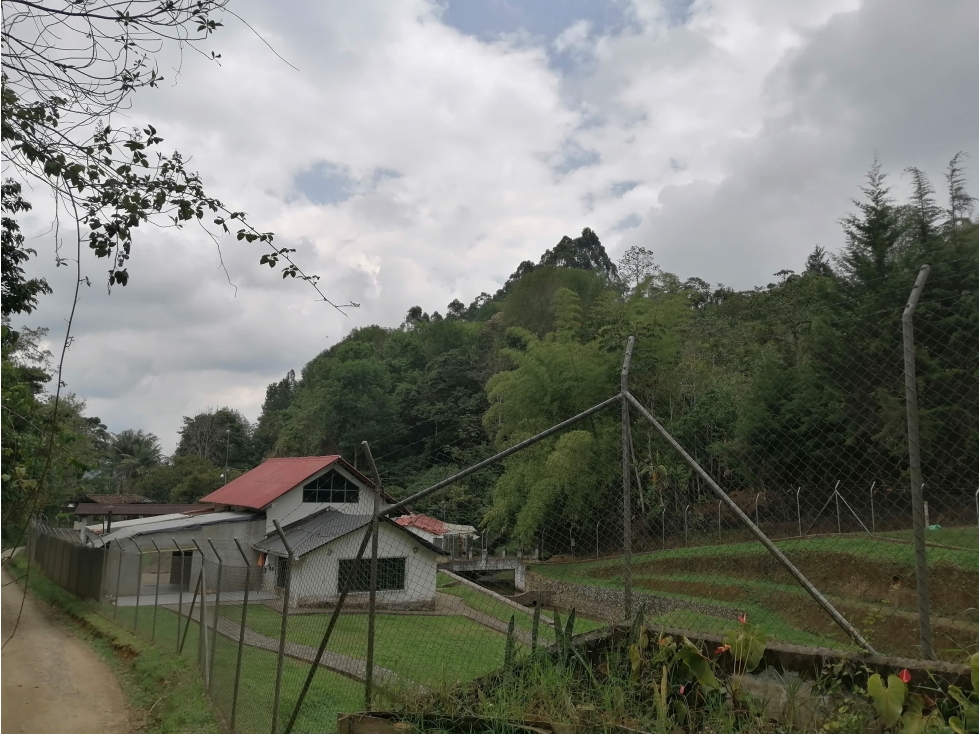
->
[
  {"left": 394, "top": 514, "right": 478, "bottom": 538},
  {"left": 82, "top": 493, "right": 153, "bottom": 505},
  {"left": 74, "top": 503, "right": 204, "bottom": 516},
  {"left": 252, "top": 508, "right": 448, "bottom": 558},
  {"left": 253, "top": 509, "right": 371, "bottom": 556},
  {"left": 101, "top": 511, "right": 260, "bottom": 544},
  {"left": 395, "top": 513, "right": 446, "bottom": 535}
]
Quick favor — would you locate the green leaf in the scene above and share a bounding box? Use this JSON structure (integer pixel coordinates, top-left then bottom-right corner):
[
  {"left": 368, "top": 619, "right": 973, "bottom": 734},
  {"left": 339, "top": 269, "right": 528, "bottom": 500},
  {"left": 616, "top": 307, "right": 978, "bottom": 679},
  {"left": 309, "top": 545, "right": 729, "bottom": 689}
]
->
[
  {"left": 971, "top": 653, "right": 978, "bottom": 694},
  {"left": 868, "top": 673, "right": 907, "bottom": 728},
  {"left": 723, "top": 623, "right": 768, "bottom": 672},
  {"left": 676, "top": 638, "right": 719, "bottom": 691},
  {"left": 902, "top": 694, "right": 946, "bottom": 734},
  {"left": 627, "top": 643, "right": 642, "bottom": 683}
]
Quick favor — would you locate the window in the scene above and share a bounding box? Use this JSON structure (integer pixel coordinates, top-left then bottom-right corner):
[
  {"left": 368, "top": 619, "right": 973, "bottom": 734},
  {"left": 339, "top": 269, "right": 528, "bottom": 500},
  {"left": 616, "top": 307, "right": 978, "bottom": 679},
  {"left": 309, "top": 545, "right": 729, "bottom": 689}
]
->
[
  {"left": 301, "top": 470, "right": 360, "bottom": 503},
  {"left": 275, "top": 556, "right": 289, "bottom": 589},
  {"left": 337, "top": 557, "right": 406, "bottom": 592}
]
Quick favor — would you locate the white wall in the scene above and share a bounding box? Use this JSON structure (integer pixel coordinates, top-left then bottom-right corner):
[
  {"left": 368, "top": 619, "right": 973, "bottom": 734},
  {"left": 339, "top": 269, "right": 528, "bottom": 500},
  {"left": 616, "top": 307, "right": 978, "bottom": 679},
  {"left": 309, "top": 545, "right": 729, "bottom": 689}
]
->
[
  {"left": 106, "top": 517, "right": 266, "bottom": 596},
  {"left": 262, "top": 465, "right": 376, "bottom": 534},
  {"left": 279, "top": 522, "right": 439, "bottom": 607}
]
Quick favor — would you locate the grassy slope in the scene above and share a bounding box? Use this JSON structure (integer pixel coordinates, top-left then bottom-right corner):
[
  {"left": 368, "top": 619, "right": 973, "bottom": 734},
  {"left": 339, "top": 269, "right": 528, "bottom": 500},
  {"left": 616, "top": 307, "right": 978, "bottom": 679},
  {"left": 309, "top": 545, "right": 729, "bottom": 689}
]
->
[
  {"left": 534, "top": 533, "right": 978, "bottom": 580},
  {"left": 108, "top": 601, "right": 363, "bottom": 734},
  {"left": 529, "top": 532, "right": 979, "bottom": 654}
]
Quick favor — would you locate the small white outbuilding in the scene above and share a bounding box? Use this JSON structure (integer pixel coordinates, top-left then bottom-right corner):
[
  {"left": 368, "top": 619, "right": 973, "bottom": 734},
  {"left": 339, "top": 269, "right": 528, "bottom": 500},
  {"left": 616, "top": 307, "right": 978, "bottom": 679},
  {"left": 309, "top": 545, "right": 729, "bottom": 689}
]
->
[{"left": 251, "top": 507, "right": 446, "bottom": 608}]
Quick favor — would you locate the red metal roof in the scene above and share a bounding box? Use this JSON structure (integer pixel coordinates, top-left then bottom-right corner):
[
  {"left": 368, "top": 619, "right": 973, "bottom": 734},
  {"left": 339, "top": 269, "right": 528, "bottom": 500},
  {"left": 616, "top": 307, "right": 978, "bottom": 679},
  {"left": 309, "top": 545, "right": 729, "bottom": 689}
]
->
[
  {"left": 395, "top": 513, "right": 446, "bottom": 536},
  {"left": 199, "top": 456, "right": 343, "bottom": 510}
]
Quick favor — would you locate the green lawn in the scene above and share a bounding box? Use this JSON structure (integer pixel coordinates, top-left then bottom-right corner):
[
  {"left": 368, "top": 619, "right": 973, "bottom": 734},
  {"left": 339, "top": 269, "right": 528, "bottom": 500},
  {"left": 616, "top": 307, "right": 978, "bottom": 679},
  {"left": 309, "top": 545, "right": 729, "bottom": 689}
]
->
[
  {"left": 109, "top": 603, "right": 362, "bottom": 733},
  {"left": 879, "top": 526, "right": 979, "bottom": 550},
  {"left": 231, "top": 605, "right": 511, "bottom": 687}
]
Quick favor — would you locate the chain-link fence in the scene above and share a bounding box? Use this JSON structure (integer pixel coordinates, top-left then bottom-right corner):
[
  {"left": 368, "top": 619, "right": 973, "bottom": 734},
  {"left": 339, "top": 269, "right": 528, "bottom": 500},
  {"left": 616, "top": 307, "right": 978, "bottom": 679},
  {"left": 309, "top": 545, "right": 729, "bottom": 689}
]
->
[{"left": 24, "top": 266, "right": 979, "bottom": 733}]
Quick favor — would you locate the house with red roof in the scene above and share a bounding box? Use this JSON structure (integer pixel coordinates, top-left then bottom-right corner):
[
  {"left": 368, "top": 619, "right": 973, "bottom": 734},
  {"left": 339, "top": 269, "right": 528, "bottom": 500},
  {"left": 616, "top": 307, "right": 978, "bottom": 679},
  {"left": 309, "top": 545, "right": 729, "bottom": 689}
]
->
[
  {"left": 199, "top": 455, "right": 388, "bottom": 535},
  {"left": 197, "top": 456, "right": 446, "bottom": 606},
  {"left": 97, "top": 455, "right": 446, "bottom": 607}
]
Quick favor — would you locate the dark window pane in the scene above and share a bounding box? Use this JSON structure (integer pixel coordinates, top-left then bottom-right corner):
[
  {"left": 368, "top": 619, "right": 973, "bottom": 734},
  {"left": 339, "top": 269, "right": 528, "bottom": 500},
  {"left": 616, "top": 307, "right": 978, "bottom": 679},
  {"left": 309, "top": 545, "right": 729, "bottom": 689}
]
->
[
  {"left": 302, "top": 489, "right": 316, "bottom": 503},
  {"left": 337, "top": 557, "right": 405, "bottom": 592}
]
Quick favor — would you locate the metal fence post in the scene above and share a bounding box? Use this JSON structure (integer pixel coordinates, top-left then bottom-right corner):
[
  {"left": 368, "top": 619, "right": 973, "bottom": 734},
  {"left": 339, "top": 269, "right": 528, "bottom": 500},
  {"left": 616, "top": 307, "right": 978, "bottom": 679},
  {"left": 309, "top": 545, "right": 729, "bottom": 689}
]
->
[
  {"left": 621, "top": 335, "right": 635, "bottom": 619},
  {"left": 834, "top": 481, "right": 842, "bottom": 534},
  {"left": 796, "top": 487, "right": 802, "bottom": 537},
  {"left": 192, "top": 539, "right": 208, "bottom": 672},
  {"left": 271, "top": 520, "right": 294, "bottom": 734},
  {"left": 130, "top": 539, "right": 143, "bottom": 633},
  {"left": 684, "top": 505, "right": 690, "bottom": 546},
  {"left": 206, "top": 538, "right": 223, "bottom": 692},
  {"left": 113, "top": 544, "right": 123, "bottom": 620},
  {"left": 149, "top": 539, "right": 162, "bottom": 641},
  {"left": 231, "top": 538, "right": 252, "bottom": 732},
  {"left": 172, "top": 538, "right": 184, "bottom": 652},
  {"left": 361, "top": 441, "right": 383, "bottom": 710},
  {"left": 903, "top": 263, "right": 933, "bottom": 659},
  {"left": 869, "top": 482, "right": 876, "bottom": 535}
]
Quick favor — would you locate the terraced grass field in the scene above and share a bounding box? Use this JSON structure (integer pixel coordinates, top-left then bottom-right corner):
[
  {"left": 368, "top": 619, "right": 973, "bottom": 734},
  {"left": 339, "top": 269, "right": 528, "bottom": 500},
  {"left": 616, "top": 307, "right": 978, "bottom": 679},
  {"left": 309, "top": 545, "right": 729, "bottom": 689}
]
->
[{"left": 531, "top": 530, "right": 979, "bottom": 659}]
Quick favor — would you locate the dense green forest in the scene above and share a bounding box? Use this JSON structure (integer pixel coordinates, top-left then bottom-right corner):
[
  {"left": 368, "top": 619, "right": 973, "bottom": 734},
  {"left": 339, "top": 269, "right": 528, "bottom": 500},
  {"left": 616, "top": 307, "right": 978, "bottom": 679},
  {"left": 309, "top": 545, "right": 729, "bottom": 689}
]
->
[{"left": 3, "top": 158, "right": 977, "bottom": 548}]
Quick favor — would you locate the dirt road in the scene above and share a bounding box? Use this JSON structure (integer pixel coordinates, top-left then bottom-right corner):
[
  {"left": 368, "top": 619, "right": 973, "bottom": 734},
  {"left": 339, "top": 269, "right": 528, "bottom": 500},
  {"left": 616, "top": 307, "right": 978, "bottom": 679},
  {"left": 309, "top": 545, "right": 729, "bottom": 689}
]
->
[{"left": 2, "top": 560, "right": 129, "bottom": 734}]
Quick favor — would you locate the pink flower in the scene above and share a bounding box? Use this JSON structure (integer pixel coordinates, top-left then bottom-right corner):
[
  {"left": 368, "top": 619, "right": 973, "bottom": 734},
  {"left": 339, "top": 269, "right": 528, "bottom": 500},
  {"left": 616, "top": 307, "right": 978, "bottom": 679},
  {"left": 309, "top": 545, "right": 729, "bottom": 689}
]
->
[
  {"left": 679, "top": 684, "right": 686, "bottom": 695},
  {"left": 898, "top": 669, "right": 911, "bottom": 684},
  {"left": 737, "top": 613, "right": 747, "bottom": 624},
  {"left": 714, "top": 644, "right": 731, "bottom": 655}
]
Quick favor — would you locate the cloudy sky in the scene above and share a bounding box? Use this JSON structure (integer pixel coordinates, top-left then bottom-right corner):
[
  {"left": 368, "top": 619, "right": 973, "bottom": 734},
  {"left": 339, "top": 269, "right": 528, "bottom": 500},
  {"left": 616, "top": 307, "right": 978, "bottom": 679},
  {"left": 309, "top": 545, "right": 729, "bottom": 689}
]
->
[{"left": 16, "top": 0, "right": 979, "bottom": 451}]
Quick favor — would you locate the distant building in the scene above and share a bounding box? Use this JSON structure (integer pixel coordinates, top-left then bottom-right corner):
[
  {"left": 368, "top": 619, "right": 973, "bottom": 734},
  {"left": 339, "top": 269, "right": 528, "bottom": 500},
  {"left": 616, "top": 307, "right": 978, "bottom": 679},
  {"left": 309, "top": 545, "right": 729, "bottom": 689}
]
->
[
  {"left": 395, "top": 513, "right": 478, "bottom": 557},
  {"left": 70, "top": 493, "right": 209, "bottom": 531}
]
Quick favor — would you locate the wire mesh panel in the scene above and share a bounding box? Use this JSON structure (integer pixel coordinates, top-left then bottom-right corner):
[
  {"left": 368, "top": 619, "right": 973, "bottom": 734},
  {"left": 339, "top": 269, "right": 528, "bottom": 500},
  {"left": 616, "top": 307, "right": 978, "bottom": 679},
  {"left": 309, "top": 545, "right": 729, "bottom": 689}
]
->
[
  {"left": 621, "top": 276, "right": 978, "bottom": 661},
  {"left": 19, "top": 272, "right": 978, "bottom": 733}
]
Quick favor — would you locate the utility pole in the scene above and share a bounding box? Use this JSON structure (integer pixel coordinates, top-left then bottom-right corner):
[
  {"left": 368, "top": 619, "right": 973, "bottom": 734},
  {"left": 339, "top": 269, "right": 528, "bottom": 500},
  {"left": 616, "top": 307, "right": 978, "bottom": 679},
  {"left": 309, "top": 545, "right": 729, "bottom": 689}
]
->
[{"left": 224, "top": 427, "right": 231, "bottom": 485}]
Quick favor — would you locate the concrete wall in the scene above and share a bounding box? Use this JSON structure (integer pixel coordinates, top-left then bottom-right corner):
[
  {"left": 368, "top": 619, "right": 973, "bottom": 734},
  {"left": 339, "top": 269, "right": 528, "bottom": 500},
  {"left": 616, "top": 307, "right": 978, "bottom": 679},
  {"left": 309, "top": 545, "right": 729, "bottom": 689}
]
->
[
  {"left": 268, "top": 522, "right": 439, "bottom": 608},
  {"left": 263, "top": 465, "right": 376, "bottom": 534}
]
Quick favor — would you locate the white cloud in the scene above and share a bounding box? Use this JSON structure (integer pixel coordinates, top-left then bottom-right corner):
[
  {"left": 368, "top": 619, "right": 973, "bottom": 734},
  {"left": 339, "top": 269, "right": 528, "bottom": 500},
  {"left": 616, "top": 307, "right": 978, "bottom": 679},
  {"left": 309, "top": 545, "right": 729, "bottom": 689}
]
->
[{"left": 16, "top": 0, "right": 977, "bottom": 450}]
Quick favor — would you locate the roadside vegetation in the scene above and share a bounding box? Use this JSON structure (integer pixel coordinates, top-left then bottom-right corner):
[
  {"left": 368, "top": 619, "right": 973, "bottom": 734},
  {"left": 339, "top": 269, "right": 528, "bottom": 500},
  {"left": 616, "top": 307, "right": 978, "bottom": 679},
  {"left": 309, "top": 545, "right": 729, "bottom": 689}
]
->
[
  {"left": 387, "top": 608, "right": 979, "bottom": 734},
  {"left": 6, "top": 553, "right": 221, "bottom": 733}
]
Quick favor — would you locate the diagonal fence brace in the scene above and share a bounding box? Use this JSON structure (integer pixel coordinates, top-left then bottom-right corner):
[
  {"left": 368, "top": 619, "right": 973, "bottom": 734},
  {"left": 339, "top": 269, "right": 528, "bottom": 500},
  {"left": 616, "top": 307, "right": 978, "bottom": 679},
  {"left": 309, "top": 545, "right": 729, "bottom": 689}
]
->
[{"left": 624, "top": 390, "right": 877, "bottom": 654}]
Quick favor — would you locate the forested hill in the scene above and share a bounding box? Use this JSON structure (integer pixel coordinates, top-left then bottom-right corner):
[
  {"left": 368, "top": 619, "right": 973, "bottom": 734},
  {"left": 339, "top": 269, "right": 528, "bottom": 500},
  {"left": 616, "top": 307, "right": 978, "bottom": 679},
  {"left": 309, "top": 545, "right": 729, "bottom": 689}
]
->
[
  {"left": 3, "top": 160, "right": 977, "bottom": 545},
  {"left": 249, "top": 160, "right": 979, "bottom": 542}
]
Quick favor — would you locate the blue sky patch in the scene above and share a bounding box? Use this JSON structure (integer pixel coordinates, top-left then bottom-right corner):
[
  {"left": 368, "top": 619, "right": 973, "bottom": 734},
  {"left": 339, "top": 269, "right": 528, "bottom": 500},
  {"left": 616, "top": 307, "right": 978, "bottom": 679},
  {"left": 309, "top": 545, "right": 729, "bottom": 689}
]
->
[
  {"left": 294, "top": 161, "right": 357, "bottom": 205},
  {"left": 614, "top": 213, "right": 642, "bottom": 229},
  {"left": 610, "top": 180, "right": 640, "bottom": 197},
  {"left": 440, "top": 0, "right": 632, "bottom": 42},
  {"left": 295, "top": 163, "right": 402, "bottom": 205}
]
